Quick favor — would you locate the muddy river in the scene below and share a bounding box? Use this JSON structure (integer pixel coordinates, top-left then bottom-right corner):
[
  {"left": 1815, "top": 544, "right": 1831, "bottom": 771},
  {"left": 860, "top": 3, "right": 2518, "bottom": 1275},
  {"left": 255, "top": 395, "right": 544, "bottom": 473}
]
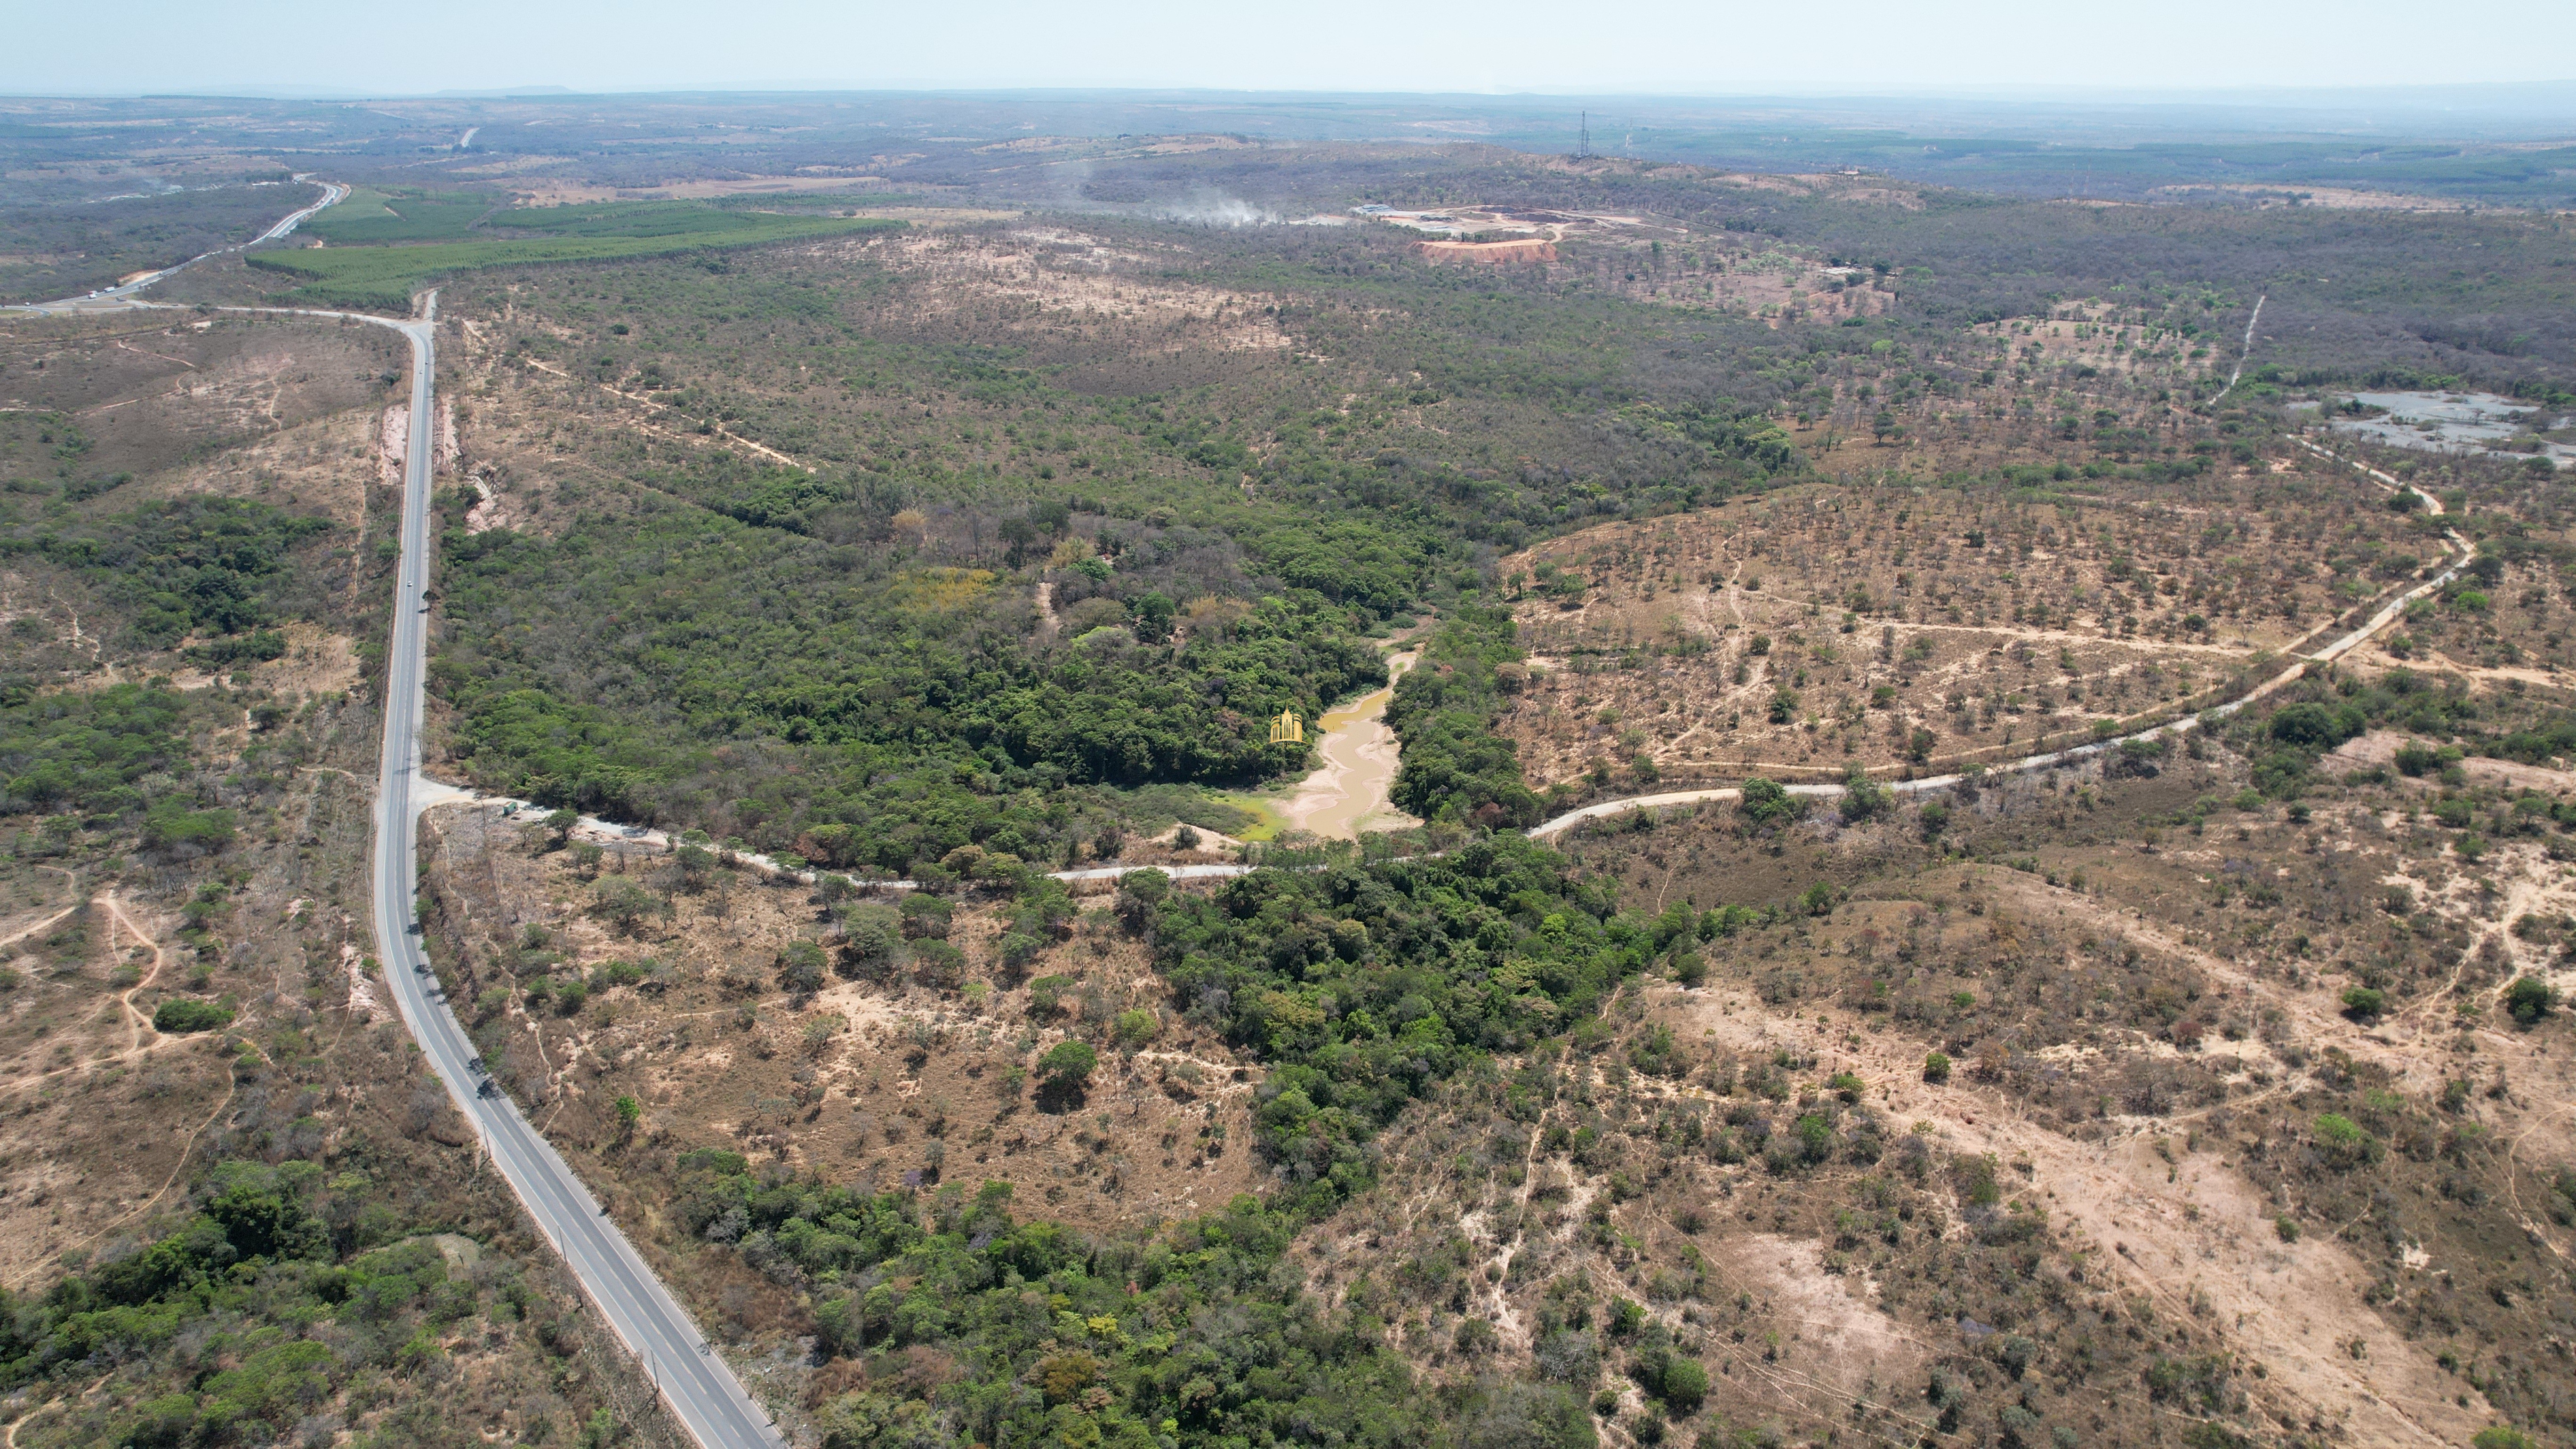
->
[{"left": 1279, "top": 650, "right": 1420, "bottom": 838}]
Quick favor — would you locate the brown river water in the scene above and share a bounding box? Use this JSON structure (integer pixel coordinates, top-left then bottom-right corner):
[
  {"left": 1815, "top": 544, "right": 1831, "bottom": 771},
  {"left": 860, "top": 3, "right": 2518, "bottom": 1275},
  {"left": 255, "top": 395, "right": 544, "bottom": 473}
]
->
[{"left": 1279, "top": 649, "right": 1420, "bottom": 838}]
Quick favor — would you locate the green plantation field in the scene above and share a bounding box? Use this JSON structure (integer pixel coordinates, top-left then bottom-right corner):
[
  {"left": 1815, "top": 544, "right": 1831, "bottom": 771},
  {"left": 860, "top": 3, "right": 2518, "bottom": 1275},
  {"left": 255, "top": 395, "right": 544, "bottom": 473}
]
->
[
  {"left": 249, "top": 211, "right": 904, "bottom": 310},
  {"left": 299, "top": 187, "right": 499, "bottom": 244}
]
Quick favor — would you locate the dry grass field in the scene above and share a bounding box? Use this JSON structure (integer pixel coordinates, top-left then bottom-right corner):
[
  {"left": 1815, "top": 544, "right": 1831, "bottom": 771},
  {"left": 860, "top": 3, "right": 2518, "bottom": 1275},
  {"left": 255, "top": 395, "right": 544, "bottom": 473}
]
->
[
  {"left": 1491, "top": 466, "right": 2445, "bottom": 788},
  {"left": 10, "top": 101, "right": 2576, "bottom": 1449},
  {"left": 1348, "top": 693, "right": 2576, "bottom": 1449},
  {"left": 413, "top": 808, "right": 1274, "bottom": 1382}
]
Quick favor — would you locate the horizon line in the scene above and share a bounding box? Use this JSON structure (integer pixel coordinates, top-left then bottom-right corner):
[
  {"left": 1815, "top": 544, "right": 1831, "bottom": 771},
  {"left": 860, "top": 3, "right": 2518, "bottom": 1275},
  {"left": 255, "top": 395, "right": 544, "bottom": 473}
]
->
[{"left": 7, "top": 78, "right": 2575, "bottom": 107}]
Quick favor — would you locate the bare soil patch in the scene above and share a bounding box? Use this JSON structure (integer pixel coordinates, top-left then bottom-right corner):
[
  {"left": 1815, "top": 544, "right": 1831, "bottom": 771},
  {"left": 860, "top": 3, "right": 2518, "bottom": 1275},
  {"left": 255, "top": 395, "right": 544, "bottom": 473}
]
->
[
  {"left": 870, "top": 227, "right": 1294, "bottom": 354},
  {"left": 0, "top": 313, "right": 405, "bottom": 480}
]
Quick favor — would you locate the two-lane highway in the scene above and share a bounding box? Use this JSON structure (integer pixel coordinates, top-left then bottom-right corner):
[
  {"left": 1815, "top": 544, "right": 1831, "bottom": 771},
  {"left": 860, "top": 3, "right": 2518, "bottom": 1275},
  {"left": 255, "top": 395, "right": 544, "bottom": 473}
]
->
[
  {"left": 365, "top": 298, "right": 784, "bottom": 1448},
  {"left": 12, "top": 176, "right": 349, "bottom": 314},
  {"left": 4, "top": 184, "right": 787, "bottom": 1444}
]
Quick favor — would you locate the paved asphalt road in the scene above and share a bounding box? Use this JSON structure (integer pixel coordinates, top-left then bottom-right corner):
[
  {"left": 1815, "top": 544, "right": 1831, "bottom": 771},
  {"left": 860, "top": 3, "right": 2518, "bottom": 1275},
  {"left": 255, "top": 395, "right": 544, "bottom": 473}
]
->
[
  {"left": 363, "top": 297, "right": 786, "bottom": 1448},
  {"left": 1, "top": 180, "right": 786, "bottom": 1444},
  {"left": 14, "top": 177, "right": 348, "bottom": 314}
]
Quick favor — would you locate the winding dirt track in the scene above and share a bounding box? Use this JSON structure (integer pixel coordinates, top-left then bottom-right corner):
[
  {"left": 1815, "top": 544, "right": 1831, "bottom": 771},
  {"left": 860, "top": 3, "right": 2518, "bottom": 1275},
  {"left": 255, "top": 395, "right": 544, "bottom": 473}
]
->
[
  {"left": 0, "top": 896, "right": 247, "bottom": 1294},
  {"left": 98, "top": 893, "right": 168, "bottom": 1057},
  {"left": 1532, "top": 437, "right": 2464, "bottom": 839}
]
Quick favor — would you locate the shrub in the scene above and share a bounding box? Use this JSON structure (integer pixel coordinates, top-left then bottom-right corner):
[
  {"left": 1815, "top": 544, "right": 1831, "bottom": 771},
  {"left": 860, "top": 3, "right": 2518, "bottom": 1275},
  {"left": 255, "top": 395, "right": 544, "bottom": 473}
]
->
[
  {"left": 1836, "top": 766, "right": 1891, "bottom": 823},
  {"left": 139, "top": 805, "right": 235, "bottom": 858},
  {"left": 1739, "top": 776, "right": 1806, "bottom": 829},
  {"left": 1795, "top": 1113, "right": 1835, "bottom": 1163},
  {"left": 897, "top": 893, "right": 954, "bottom": 938},
  {"left": 2313, "top": 1113, "right": 2379, "bottom": 1167},
  {"left": 590, "top": 877, "right": 660, "bottom": 934},
  {"left": 837, "top": 904, "right": 908, "bottom": 981},
  {"left": 1112, "top": 1008, "right": 1160, "bottom": 1048},
  {"left": 2268, "top": 701, "right": 2365, "bottom": 750},
  {"left": 123, "top": 1393, "right": 199, "bottom": 1448},
  {"left": 1923, "top": 1051, "right": 1953, "bottom": 1084},
  {"left": 993, "top": 931, "right": 1048, "bottom": 979},
  {"left": 1028, "top": 974, "right": 1073, "bottom": 1018},
  {"left": 2274, "top": 1216, "right": 2300, "bottom": 1243},
  {"left": 1606, "top": 1298, "right": 1646, "bottom": 1337},
  {"left": 2506, "top": 976, "right": 2559, "bottom": 1025},
  {"left": 1628, "top": 1024, "right": 1683, "bottom": 1077},
  {"left": 1456, "top": 1382, "right": 1595, "bottom": 1449},
  {"left": 2339, "top": 986, "right": 2386, "bottom": 1020},
  {"left": 776, "top": 940, "right": 827, "bottom": 998},
  {"left": 1632, "top": 1345, "right": 1708, "bottom": 1412},
  {"left": 910, "top": 938, "right": 967, "bottom": 990},
  {"left": 1037, "top": 1040, "right": 1097, "bottom": 1090},
  {"left": 1698, "top": 903, "right": 1760, "bottom": 940},
  {"left": 1536, "top": 1329, "right": 1600, "bottom": 1385},
  {"left": 2142, "top": 1353, "right": 2234, "bottom": 1410},
  {"left": 1114, "top": 868, "right": 1172, "bottom": 930},
  {"left": 153, "top": 998, "right": 233, "bottom": 1033}
]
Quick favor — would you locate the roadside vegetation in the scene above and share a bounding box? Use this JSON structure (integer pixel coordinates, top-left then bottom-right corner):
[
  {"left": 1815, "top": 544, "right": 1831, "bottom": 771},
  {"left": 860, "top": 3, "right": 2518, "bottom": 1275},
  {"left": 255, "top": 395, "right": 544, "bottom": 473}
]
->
[
  {"left": 248, "top": 204, "right": 905, "bottom": 312},
  {"left": 7, "top": 96, "right": 2576, "bottom": 1449}
]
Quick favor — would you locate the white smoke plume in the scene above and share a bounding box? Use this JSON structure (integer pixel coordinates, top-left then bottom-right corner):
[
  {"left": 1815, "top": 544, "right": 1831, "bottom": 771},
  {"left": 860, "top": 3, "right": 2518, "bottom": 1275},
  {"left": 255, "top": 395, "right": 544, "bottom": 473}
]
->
[{"left": 1153, "top": 193, "right": 1278, "bottom": 228}]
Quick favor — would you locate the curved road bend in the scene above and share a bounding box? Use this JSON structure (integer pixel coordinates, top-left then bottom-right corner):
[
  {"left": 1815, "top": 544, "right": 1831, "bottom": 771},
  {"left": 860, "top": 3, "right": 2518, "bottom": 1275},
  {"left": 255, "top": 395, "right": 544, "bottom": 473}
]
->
[
  {"left": 1530, "top": 437, "right": 2464, "bottom": 839},
  {"left": 8, "top": 177, "right": 349, "bottom": 314},
  {"left": 365, "top": 299, "right": 786, "bottom": 1448}
]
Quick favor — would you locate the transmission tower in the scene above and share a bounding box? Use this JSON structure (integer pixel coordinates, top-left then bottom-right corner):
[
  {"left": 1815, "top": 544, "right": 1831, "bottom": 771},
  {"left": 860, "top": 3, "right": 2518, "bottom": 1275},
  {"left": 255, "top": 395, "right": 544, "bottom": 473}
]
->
[{"left": 1577, "top": 112, "right": 1593, "bottom": 160}]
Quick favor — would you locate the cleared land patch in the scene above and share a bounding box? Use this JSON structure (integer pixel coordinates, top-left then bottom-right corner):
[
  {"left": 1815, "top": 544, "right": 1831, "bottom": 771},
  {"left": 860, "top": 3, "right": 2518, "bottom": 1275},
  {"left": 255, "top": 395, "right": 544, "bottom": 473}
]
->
[{"left": 1492, "top": 472, "right": 2436, "bottom": 788}]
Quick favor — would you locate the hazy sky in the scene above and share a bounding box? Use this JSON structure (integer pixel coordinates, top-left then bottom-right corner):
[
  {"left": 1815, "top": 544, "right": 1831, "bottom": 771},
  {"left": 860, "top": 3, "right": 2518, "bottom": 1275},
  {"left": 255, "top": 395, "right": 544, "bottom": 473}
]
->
[{"left": 6, "top": 0, "right": 2571, "bottom": 97}]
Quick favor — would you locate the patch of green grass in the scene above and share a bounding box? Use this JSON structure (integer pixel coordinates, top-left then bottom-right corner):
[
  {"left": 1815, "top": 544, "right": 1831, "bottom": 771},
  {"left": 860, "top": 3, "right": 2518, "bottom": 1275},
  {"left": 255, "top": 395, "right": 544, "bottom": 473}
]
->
[
  {"left": 314, "top": 186, "right": 400, "bottom": 224},
  {"left": 302, "top": 188, "right": 498, "bottom": 244},
  {"left": 1215, "top": 792, "right": 1289, "bottom": 841},
  {"left": 249, "top": 214, "right": 903, "bottom": 312},
  {"left": 492, "top": 200, "right": 850, "bottom": 240},
  {"left": 704, "top": 191, "right": 924, "bottom": 211}
]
